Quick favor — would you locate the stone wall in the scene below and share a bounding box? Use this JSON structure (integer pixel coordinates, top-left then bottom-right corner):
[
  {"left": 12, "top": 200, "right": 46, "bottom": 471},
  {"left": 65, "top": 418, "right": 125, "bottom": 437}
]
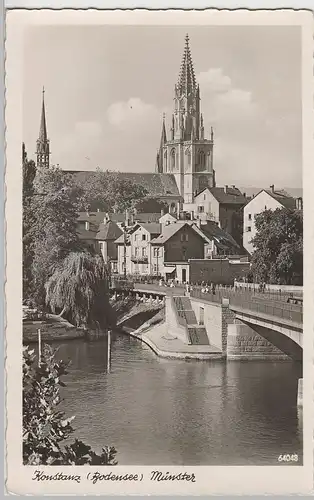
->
[
  {"left": 189, "top": 259, "right": 250, "bottom": 285},
  {"left": 190, "top": 297, "right": 222, "bottom": 349},
  {"left": 165, "top": 296, "right": 190, "bottom": 344},
  {"left": 227, "top": 320, "right": 289, "bottom": 360}
]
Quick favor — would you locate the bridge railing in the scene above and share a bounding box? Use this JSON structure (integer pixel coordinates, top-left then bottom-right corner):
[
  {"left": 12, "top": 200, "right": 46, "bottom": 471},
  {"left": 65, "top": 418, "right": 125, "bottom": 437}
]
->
[
  {"left": 190, "top": 287, "right": 303, "bottom": 324},
  {"left": 230, "top": 295, "right": 303, "bottom": 324}
]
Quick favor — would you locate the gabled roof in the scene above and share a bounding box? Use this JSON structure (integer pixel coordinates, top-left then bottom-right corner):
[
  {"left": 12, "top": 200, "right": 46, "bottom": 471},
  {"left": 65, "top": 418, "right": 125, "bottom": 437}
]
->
[
  {"left": 263, "top": 189, "right": 296, "bottom": 210},
  {"left": 151, "top": 222, "right": 204, "bottom": 245},
  {"left": 196, "top": 221, "right": 240, "bottom": 250},
  {"left": 78, "top": 212, "right": 106, "bottom": 223},
  {"left": 115, "top": 234, "right": 130, "bottom": 245},
  {"left": 129, "top": 223, "right": 161, "bottom": 235},
  {"left": 96, "top": 220, "right": 122, "bottom": 241},
  {"left": 77, "top": 224, "right": 99, "bottom": 240},
  {"left": 66, "top": 171, "right": 181, "bottom": 198},
  {"left": 196, "top": 186, "right": 247, "bottom": 205}
]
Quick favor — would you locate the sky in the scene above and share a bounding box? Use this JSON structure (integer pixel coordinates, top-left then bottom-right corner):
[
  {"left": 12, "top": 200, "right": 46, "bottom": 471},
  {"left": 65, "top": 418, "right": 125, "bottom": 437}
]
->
[{"left": 23, "top": 25, "right": 302, "bottom": 188}]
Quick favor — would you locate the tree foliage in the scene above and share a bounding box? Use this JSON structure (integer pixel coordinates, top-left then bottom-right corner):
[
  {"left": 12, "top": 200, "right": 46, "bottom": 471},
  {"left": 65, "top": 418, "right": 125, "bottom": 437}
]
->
[
  {"left": 23, "top": 146, "right": 37, "bottom": 299},
  {"left": 250, "top": 208, "right": 303, "bottom": 285},
  {"left": 28, "top": 166, "right": 83, "bottom": 307},
  {"left": 23, "top": 344, "right": 117, "bottom": 465},
  {"left": 45, "top": 251, "right": 115, "bottom": 328},
  {"left": 72, "top": 169, "right": 148, "bottom": 212}
]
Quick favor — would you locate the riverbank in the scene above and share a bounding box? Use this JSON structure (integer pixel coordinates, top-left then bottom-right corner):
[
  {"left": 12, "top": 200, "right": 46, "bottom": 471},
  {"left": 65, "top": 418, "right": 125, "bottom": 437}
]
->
[
  {"left": 121, "top": 314, "right": 223, "bottom": 360},
  {"left": 23, "top": 314, "right": 85, "bottom": 343},
  {"left": 23, "top": 296, "right": 164, "bottom": 343}
]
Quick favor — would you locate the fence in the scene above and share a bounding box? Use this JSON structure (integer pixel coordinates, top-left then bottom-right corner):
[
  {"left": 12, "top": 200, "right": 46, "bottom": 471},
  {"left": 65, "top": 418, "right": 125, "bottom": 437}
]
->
[
  {"left": 190, "top": 286, "right": 303, "bottom": 324},
  {"left": 230, "top": 295, "right": 303, "bottom": 324}
]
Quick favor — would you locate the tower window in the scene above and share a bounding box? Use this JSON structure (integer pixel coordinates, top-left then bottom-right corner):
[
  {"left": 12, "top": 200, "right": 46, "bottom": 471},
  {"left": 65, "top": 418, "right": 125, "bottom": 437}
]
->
[
  {"left": 171, "top": 149, "right": 176, "bottom": 170},
  {"left": 199, "top": 151, "right": 205, "bottom": 167},
  {"left": 164, "top": 151, "right": 167, "bottom": 170}
]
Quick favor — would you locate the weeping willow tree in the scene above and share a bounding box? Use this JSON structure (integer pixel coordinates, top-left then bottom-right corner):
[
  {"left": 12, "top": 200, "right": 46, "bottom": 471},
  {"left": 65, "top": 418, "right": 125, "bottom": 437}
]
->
[{"left": 45, "top": 252, "right": 115, "bottom": 329}]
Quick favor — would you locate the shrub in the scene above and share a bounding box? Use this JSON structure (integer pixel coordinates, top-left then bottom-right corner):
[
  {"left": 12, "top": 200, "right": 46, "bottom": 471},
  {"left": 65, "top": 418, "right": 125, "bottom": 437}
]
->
[{"left": 23, "top": 344, "right": 117, "bottom": 465}]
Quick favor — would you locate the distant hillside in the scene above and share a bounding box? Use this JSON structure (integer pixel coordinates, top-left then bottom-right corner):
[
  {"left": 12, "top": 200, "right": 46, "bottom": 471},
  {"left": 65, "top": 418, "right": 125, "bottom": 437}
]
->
[{"left": 239, "top": 187, "right": 303, "bottom": 198}]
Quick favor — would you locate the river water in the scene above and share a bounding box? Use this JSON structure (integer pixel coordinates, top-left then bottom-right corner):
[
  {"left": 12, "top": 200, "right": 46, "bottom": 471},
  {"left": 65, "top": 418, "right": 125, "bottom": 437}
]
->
[{"left": 55, "top": 332, "right": 302, "bottom": 466}]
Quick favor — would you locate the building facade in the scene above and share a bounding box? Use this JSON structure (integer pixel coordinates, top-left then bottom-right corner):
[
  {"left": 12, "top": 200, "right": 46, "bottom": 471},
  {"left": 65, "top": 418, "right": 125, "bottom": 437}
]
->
[
  {"left": 243, "top": 186, "right": 297, "bottom": 254},
  {"left": 155, "top": 34, "right": 215, "bottom": 206},
  {"left": 193, "top": 186, "right": 247, "bottom": 245}
]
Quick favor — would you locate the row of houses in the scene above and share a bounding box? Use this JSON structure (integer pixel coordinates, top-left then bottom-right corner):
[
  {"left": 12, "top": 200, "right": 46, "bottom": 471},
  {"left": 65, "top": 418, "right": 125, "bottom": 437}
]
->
[
  {"left": 76, "top": 184, "right": 302, "bottom": 282},
  {"left": 77, "top": 210, "right": 243, "bottom": 283}
]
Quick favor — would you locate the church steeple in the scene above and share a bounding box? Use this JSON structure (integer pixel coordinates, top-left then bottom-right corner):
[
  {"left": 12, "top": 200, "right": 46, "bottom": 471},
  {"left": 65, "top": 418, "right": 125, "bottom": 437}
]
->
[
  {"left": 155, "top": 34, "right": 215, "bottom": 204},
  {"left": 156, "top": 113, "right": 167, "bottom": 173},
  {"left": 36, "top": 87, "right": 50, "bottom": 169},
  {"left": 177, "top": 34, "right": 197, "bottom": 96}
]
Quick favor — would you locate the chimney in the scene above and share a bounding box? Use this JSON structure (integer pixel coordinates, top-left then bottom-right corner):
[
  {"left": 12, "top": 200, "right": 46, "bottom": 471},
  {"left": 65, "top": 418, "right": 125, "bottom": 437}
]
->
[
  {"left": 130, "top": 213, "right": 134, "bottom": 225},
  {"left": 125, "top": 209, "right": 129, "bottom": 226},
  {"left": 224, "top": 185, "right": 228, "bottom": 193},
  {"left": 232, "top": 185, "right": 236, "bottom": 189},
  {"left": 104, "top": 213, "right": 109, "bottom": 223},
  {"left": 196, "top": 219, "right": 201, "bottom": 229},
  {"left": 161, "top": 209, "right": 164, "bottom": 217},
  {"left": 97, "top": 208, "right": 100, "bottom": 212},
  {"left": 270, "top": 184, "right": 275, "bottom": 193},
  {"left": 243, "top": 192, "right": 246, "bottom": 198},
  {"left": 190, "top": 210, "right": 194, "bottom": 220}
]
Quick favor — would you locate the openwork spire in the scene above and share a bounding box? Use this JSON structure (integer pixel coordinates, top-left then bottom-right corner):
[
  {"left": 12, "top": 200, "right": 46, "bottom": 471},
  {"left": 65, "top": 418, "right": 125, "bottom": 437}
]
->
[
  {"left": 160, "top": 113, "right": 167, "bottom": 147},
  {"left": 177, "top": 34, "right": 196, "bottom": 95},
  {"left": 36, "top": 87, "right": 50, "bottom": 169},
  {"left": 39, "top": 87, "right": 48, "bottom": 142}
]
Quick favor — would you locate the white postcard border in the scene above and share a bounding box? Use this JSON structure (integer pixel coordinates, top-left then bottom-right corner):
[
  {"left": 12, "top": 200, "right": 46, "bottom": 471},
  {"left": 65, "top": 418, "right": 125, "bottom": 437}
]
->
[{"left": 5, "top": 8, "right": 314, "bottom": 495}]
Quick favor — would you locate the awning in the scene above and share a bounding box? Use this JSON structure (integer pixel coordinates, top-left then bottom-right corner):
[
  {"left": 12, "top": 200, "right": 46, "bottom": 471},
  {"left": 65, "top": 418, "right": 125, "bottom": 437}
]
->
[{"left": 164, "top": 266, "right": 176, "bottom": 273}]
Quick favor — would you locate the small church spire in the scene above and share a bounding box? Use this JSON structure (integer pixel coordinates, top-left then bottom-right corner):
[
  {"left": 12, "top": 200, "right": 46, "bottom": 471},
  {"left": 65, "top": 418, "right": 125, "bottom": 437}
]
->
[
  {"left": 36, "top": 87, "right": 50, "bottom": 169},
  {"left": 156, "top": 114, "right": 167, "bottom": 173}
]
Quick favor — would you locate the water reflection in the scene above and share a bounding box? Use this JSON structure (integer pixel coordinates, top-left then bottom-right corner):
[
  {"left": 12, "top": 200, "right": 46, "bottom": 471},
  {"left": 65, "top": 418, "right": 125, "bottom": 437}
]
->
[{"left": 54, "top": 332, "right": 302, "bottom": 465}]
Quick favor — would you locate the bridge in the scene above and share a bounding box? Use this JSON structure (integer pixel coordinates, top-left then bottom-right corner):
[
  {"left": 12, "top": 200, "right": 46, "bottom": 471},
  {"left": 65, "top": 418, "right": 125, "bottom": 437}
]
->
[{"left": 111, "top": 281, "right": 303, "bottom": 359}]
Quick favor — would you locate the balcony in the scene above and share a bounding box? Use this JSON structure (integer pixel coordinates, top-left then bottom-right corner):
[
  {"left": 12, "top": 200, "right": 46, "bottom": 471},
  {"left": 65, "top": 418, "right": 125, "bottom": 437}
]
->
[{"left": 131, "top": 255, "right": 148, "bottom": 263}]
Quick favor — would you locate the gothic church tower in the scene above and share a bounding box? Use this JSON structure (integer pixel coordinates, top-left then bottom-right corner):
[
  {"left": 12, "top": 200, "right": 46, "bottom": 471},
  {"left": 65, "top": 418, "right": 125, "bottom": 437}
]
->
[
  {"left": 36, "top": 88, "right": 50, "bottom": 169},
  {"left": 156, "top": 34, "right": 215, "bottom": 205}
]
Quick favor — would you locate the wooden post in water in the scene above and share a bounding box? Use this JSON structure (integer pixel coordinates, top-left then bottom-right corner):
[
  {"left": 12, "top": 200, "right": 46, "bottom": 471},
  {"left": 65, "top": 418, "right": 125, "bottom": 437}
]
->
[
  {"left": 107, "top": 329, "right": 111, "bottom": 373},
  {"left": 38, "top": 328, "right": 42, "bottom": 367}
]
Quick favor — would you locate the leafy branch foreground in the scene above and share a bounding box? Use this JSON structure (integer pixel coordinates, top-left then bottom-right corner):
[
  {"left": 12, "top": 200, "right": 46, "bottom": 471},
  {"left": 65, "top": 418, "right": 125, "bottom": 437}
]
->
[{"left": 23, "top": 344, "right": 117, "bottom": 465}]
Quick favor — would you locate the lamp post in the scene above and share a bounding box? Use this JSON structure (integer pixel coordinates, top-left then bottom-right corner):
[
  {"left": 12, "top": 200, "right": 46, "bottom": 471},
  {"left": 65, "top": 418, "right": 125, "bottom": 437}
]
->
[{"left": 123, "top": 226, "right": 127, "bottom": 279}]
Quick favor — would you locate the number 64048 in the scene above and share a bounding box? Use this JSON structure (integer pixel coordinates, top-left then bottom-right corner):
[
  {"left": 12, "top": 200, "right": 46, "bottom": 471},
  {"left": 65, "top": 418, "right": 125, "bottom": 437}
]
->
[{"left": 278, "top": 454, "right": 298, "bottom": 462}]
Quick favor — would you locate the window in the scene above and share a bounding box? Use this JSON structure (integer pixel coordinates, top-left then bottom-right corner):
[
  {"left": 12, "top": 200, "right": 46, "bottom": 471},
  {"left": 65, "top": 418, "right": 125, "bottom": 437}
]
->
[
  {"left": 164, "top": 151, "right": 167, "bottom": 170},
  {"left": 142, "top": 247, "right": 146, "bottom": 257},
  {"left": 153, "top": 264, "right": 157, "bottom": 273},
  {"left": 142, "top": 234, "right": 146, "bottom": 241},
  {"left": 134, "top": 247, "right": 138, "bottom": 257},
  {"left": 180, "top": 233, "right": 189, "bottom": 242},
  {"left": 113, "top": 262, "right": 118, "bottom": 272},
  {"left": 198, "top": 206, "right": 204, "bottom": 213},
  {"left": 247, "top": 226, "right": 251, "bottom": 232},
  {"left": 199, "top": 151, "right": 205, "bottom": 167},
  {"left": 248, "top": 213, "right": 252, "bottom": 221},
  {"left": 134, "top": 234, "right": 137, "bottom": 241},
  {"left": 85, "top": 221, "right": 90, "bottom": 231},
  {"left": 204, "top": 194, "right": 206, "bottom": 200},
  {"left": 171, "top": 149, "right": 176, "bottom": 170},
  {"left": 153, "top": 247, "right": 159, "bottom": 257}
]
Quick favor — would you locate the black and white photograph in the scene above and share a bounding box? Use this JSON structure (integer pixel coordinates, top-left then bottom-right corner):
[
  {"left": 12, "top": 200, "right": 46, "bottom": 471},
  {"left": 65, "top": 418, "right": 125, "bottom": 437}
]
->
[{"left": 4, "top": 8, "right": 314, "bottom": 496}]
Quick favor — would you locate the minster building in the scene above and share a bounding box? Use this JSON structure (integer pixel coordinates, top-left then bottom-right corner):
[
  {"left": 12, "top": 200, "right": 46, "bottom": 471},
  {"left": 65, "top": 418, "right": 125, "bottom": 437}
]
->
[
  {"left": 155, "top": 34, "right": 215, "bottom": 208},
  {"left": 33, "top": 35, "right": 216, "bottom": 215}
]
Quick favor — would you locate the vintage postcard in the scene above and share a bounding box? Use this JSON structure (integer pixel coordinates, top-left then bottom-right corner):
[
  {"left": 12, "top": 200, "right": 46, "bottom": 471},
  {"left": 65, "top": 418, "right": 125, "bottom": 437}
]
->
[{"left": 5, "top": 8, "right": 314, "bottom": 495}]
